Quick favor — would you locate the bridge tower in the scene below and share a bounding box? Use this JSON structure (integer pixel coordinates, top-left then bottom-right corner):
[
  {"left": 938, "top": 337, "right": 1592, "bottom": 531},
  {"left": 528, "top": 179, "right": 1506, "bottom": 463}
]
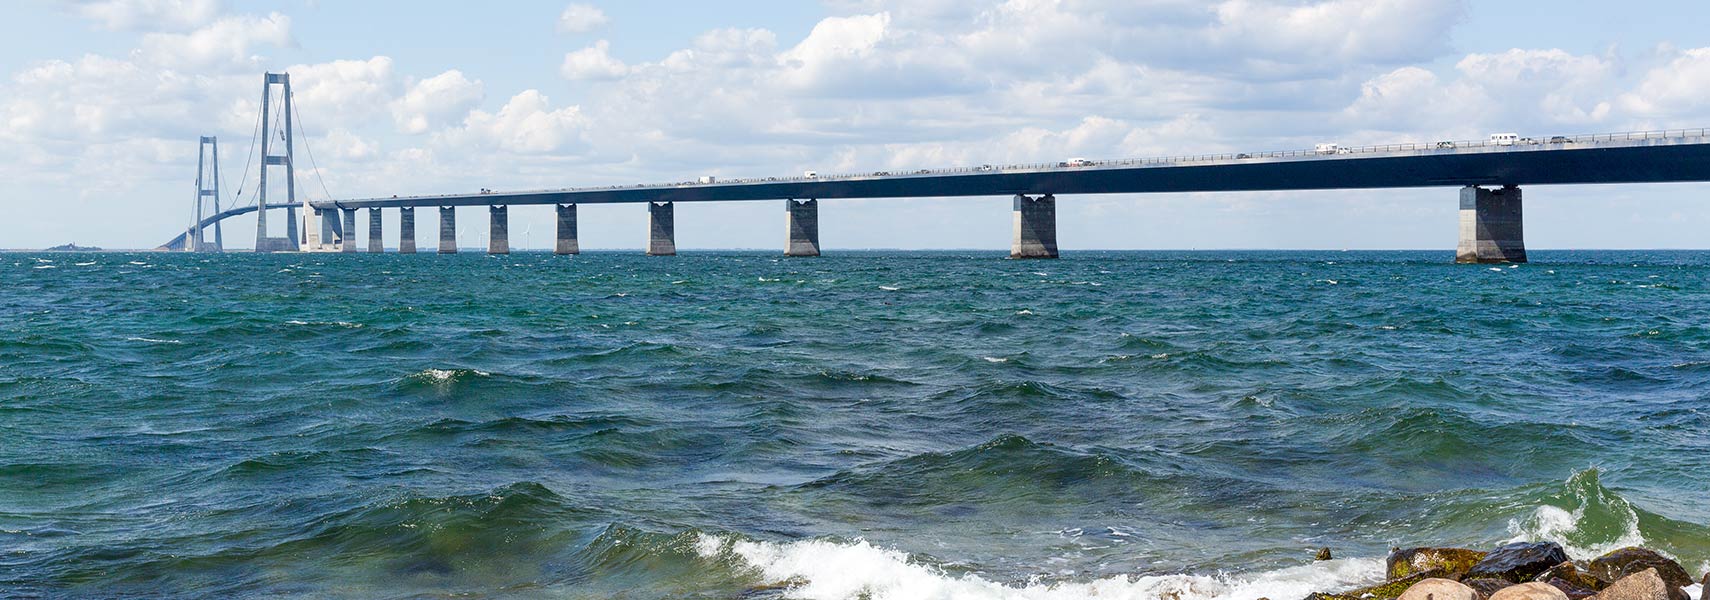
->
[
  {"left": 190, "top": 136, "right": 224, "bottom": 252},
  {"left": 254, "top": 72, "right": 300, "bottom": 252}
]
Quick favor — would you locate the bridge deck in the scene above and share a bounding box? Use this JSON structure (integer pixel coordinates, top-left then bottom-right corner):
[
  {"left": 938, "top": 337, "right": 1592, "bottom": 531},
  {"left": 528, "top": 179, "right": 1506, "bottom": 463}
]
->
[{"left": 312, "top": 132, "right": 1710, "bottom": 211}]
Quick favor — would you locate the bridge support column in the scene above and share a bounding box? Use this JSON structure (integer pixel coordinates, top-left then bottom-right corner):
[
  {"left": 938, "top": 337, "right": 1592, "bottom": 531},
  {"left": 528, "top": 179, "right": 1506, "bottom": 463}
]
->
[
  {"left": 647, "top": 201, "right": 676, "bottom": 256},
  {"left": 399, "top": 208, "right": 416, "bottom": 254},
  {"left": 340, "top": 208, "right": 358, "bottom": 253},
  {"left": 785, "top": 199, "right": 820, "bottom": 257},
  {"left": 1011, "top": 194, "right": 1058, "bottom": 259},
  {"left": 1456, "top": 185, "right": 1526, "bottom": 264},
  {"left": 556, "top": 204, "right": 579, "bottom": 255},
  {"left": 318, "top": 209, "right": 337, "bottom": 251},
  {"left": 489, "top": 206, "right": 510, "bottom": 255},
  {"left": 439, "top": 207, "right": 457, "bottom": 254},
  {"left": 367, "top": 209, "right": 383, "bottom": 253}
]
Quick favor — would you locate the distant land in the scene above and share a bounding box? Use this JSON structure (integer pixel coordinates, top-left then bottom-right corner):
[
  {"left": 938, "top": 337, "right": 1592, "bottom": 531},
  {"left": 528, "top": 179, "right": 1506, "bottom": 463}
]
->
[{"left": 43, "top": 243, "right": 104, "bottom": 252}]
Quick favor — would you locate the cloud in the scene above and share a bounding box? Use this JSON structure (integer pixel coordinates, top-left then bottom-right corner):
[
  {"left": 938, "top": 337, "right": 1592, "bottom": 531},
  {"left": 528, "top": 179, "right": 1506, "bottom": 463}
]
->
[
  {"left": 560, "top": 40, "right": 629, "bottom": 80},
  {"left": 1619, "top": 48, "right": 1710, "bottom": 118},
  {"left": 556, "top": 3, "right": 609, "bottom": 34},
  {"left": 135, "top": 12, "right": 292, "bottom": 71},
  {"left": 390, "top": 70, "right": 484, "bottom": 134},
  {"left": 437, "top": 90, "right": 588, "bottom": 154},
  {"left": 66, "top": 0, "right": 225, "bottom": 32},
  {"left": 283, "top": 57, "right": 398, "bottom": 130}
]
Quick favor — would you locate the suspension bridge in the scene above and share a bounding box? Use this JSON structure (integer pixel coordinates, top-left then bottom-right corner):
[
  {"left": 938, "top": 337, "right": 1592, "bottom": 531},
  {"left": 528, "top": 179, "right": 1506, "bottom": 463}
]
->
[{"left": 161, "top": 72, "right": 1710, "bottom": 262}]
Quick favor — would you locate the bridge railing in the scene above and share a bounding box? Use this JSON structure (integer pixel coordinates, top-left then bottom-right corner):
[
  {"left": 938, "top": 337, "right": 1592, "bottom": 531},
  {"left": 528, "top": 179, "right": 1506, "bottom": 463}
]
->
[{"left": 352, "top": 128, "right": 1710, "bottom": 202}]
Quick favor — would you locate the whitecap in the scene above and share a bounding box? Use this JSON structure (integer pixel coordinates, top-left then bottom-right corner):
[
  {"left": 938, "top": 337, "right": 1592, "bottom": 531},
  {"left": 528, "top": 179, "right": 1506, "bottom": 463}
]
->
[
  {"left": 128, "top": 261, "right": 147, "bottom": 265},
  {"left": 879, "top": 286, "right": 900, "bottom": 291},
  {"left": 125, "top": 337, "right": 182, "bottom": 345},
  {"left": 1505, "top": 500, "right": 1646, "bottom": 561},
  {"left": 693, "top": 534, "right": 1384, "bottom": 600},
  {"left": 982, "top": 357, "right": 1008, "bottom": 363},
  {"left": 1016, "top": 310, "right": 1034, "bottom": 316},
  {"left": 33, "top": 265, "right": 54, "bottom": 269},
  {"left": 75, "top": 261, "right": 96, "bottom": 266}
]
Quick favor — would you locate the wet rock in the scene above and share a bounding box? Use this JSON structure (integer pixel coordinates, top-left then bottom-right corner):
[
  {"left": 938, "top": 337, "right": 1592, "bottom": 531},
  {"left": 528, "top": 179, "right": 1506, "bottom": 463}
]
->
[
  {"left": 1539, "top": 578, "right": 1596, "bottom": 600},
  {"left": 1487, "top": 582, "right": 1568, "bottom": 600},
  {"left": 1465, "top": 578, "right": 1516, "bottom": 599},
  {"left": 1398, "top": 578, "right": 1478, "bottom": 600},
  {"left": 1390, "top": 548, "right": 1490, "bottom": 580},
  {"left": 1702, "top": 574, "right": 1708, "bottom": 600},
  {"left": 1465, "top": 542, "right": 1570, "bottom": 583},
  {"left": 1535, "top": 562, "right": 1605, "bottom": 593},
  {"left": 1306, "top": 572, "right": 1439, "bottom": 600},
  {"left": 1318, "top": 547, "right": 1334, "bottom": 561},
  {"left": 1594, "top": 568, "right": 1672, "bottom": 600},
  {"left": 1589, "top": 548, "right": 1693, "bottom": 589}
]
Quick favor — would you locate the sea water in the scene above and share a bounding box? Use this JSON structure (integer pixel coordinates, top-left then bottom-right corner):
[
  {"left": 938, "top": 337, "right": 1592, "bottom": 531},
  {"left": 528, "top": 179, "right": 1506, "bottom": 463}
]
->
[{"left": 3, "top": 250, "right": 1707, "bottom": 598}]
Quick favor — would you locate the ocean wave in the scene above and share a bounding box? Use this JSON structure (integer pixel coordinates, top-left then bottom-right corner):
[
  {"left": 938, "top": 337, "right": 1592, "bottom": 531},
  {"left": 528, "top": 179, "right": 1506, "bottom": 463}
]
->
[
  {"left": 693, "top": 534, "right": 1384, "bottom": 600},
  {"left": 1504, "top": 468, "right": 1710, "bottom": 569}
]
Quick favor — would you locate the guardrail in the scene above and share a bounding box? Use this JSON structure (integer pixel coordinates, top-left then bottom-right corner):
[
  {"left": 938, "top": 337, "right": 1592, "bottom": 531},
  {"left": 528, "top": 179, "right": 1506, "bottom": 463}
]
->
[{"left": 364, "top": 128, "right": 1710, "bottom": 202}]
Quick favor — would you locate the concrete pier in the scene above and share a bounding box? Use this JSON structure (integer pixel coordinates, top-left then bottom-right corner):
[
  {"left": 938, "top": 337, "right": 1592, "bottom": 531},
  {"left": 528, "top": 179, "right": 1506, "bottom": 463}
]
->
[
  {"left": 555, "top": 204, "right": 579, "bottom": 255},
  {"left": 367, "top": 209, "right": 383, "bottom": 253},
  {"left": 785, "top": 199, "right": 820, "bottom": 257},
  {"left": 439, "top": 206, "right": 457, "bottom": 254},
  {"left": 647, "top": 201, "right": 676, "bottom": 256},
  {"left": 340, "top": 208, "right": 358, "bottom": 253},
  {"left": 1456, "top": 185, "right": 1526, "bottom": 264},
  {"left": 1011, "top": 194, "right": 1059, "bottom": 259},
  {"left": 399, "top": 207, "right": 416, "bottom": 254},
  {"left": 489, "top": 206, "right": 509, "bottom": 255},
  {"left": 322, "top": 209, "right": 344, "bottom": 251}
]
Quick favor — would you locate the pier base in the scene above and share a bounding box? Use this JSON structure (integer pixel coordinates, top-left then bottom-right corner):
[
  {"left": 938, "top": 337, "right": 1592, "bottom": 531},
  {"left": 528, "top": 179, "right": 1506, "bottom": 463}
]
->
[
  {"left": 556, "top": 204, "right": 579, "bottom": 255},
  {"left": 1456, "top": 185, "right": 1526, "bottom": 264},
  {"left": 489, "top": 206, "right": 509, "bottom": 255},
  {"left": 1011, "top": 194, "right": 1058, "bottom": 259},
  {"left": 340, "top": 209, "right": 358, "bottom": 253},
  {"left": 786, "top": 199, "right": 820, "bottom": 257},
  {"left": 439, "top": 207, "right": 457, "bottom": 254},
  {"left": 368, "top": 209, "right": 383, "bottom": 253},
  {"left": 399, "top": 208, "right": 416, "bottom": 254},
  {"left": 647, "top": 201, "right": 676, "bottom": 256}
]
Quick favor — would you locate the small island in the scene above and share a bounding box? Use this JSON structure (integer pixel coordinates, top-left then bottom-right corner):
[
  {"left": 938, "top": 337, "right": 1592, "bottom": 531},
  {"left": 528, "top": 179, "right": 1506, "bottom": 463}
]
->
[{"left": 44, "top": 242, "right": 102, "bottom": 252}]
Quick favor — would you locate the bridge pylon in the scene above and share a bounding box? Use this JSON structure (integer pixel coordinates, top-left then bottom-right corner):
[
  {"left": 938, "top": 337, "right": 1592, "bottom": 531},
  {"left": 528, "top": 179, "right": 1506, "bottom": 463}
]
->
[
  {"left": 189, "top": 136, "right": 224, "bottom": 252},
  {"left": 254, "top": 72, "right": 301, "bottom": 252}
]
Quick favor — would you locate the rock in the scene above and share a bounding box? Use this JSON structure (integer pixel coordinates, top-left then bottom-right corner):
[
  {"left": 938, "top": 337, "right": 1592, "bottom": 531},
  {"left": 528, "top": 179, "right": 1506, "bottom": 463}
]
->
[
  {"left": 1390, "top": 548, "right": 1491, "bottom": 580},
  {"left": 1398, "top": 578, "right": 1479, "bottom": 600},
  {"left": 1535, "top": 562, "right": 1605, "bottom": 593},
  {"left": 1318, "top": 547, "right": 1334, "bottom": 561},
  {"left": 1306, "top": 572, "right": 1439, "bottom": 600},
  {"left": 1589, "top": 548, "right": 1694, "bottom": 589},
  {"left": 1702, "top": 574, "right": 1708, "bottom": 600},
  {"left": 1466, "top": 579, "right": 1516, "bottom": 599},
  {"left": 1466, "top": 542, "right": 1570, "bottom": 583},
  {"left": 1594, "top": 568, "right": 1673, "bottom": 600},
  {"left": 1487, "top": 582, "right": 1569, "bottom": 600},
  {"left": 1540, "top": 578, "right": 1597, "bottom": 600}
]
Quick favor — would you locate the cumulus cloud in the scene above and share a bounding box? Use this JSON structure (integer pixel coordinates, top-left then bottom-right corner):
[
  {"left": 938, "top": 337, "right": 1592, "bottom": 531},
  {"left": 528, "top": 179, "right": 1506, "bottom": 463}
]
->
[
  {"left": 557, "top": 3, "right": 609, "bottom": 34},
  {"left": 390, "top": 70, "right": 484, "bottom": 134},
  {"left": 67, "top": 0, "right": 225, "bottom": 32},
  {"left": 135, "top": 12, "right": 292, "bottom": 71},
  {"left": 1619, "top": 48, "right": 1710, "bottom": 118},
  {"left": 560, "top": 40, "right": 629, "bottom": 80},
  {"left": 438, "top": 90, "right": 588, "bottom": 154}
]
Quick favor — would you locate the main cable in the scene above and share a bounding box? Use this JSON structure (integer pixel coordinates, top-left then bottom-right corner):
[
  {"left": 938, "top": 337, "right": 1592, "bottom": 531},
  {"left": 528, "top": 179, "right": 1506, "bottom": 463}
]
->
[{"left": 288, "top": 87, "right": 337, "bottom": 204}]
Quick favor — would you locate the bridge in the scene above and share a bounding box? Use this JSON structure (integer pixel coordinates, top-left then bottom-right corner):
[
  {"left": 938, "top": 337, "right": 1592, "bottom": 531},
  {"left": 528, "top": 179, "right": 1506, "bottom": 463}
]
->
[{"left": 163, "top": 73, "right": 1710, "bottom": 262}]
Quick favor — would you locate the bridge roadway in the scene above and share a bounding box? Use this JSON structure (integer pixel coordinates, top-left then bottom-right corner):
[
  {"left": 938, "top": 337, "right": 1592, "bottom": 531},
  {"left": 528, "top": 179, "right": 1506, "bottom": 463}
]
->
[
  {"left": 182, "top": 130, "right": 1710, "bottom": 262},
  {"left": 159, "top": 202, "right": 298, "bottom": 251}
]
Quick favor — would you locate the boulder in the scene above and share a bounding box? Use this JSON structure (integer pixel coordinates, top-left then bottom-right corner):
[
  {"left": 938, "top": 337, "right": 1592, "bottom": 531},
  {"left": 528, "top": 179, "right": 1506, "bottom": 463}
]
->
[
  {"left": 1594, "top": 568, "right": 1673, "bottom": 600},
  {"left": 1539, "top": 578, "right": 1597, "bottom": 600},
  {"left": 1306, "top": 572, "right": 1439, "bottom": 600},
  {"left": 1465, "top": 579, "right": 1516, "bottom": 599},
  {"left": 1535, "top": 562, "right": 1605, "bottom": 593},
  {"left": 1398, "top": 578, "right": 1479, "bottom": 600},
  {"left": 1390, "top": 548, "right": 1491, "bottom": 580},
  {"left": 1588, "top": 548, "right": 1693, "bottom": 589},
  {"left": 1466, "top": 542, "right": 1570, "bottom": 583},
  {"left": 1487, "top": 582, "right": 1569, "bottom": 600},
  {"left": 1702, "top": 573, "right": 1707, "bottom": 600},
  {"left": 1317, "top": 547, "right": 1334, "bottom": 561}
]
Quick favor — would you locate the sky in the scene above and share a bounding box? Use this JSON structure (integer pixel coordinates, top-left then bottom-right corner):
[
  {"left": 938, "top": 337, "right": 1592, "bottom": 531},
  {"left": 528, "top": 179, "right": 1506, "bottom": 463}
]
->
[{"left": 4, "top": 0, "right": 1710, "bottom": 251}]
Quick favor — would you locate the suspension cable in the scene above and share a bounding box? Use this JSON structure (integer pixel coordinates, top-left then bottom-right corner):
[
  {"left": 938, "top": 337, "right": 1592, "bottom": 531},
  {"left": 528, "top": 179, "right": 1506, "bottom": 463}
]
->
[
  {"left": 289, "top": 87, "right": 338, "bottom": 203},
  {"left": 230, "top": 87, "right": 265, "bottom": 206}
]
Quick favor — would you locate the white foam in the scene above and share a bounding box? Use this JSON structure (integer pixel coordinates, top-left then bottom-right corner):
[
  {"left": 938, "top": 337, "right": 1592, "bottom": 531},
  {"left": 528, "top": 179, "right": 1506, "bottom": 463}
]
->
[
  {"left": 695, "top": 535, "right": 1383, "bottom": 600},
  {"left": 125, "top": 337, "right": 182, "bottom": 344},
  {"left": 982, "top": 357, "right": 1008, "bottom": 363},
  {"left": 1506, "top": 503, "right": 1647, "bottom": 561}
]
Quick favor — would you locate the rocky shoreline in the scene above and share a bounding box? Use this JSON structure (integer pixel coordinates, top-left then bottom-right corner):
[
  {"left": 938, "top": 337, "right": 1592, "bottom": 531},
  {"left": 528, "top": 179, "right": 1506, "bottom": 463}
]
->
[{"left": 1303, "top": 543, "right": 1704, "bottom": 600}]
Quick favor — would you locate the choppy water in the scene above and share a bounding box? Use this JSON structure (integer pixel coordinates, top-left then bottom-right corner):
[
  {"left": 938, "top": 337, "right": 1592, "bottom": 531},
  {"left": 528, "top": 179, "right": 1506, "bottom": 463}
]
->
[{"left": 3, "top": 250, "right": 1708, "bottom": 599}]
